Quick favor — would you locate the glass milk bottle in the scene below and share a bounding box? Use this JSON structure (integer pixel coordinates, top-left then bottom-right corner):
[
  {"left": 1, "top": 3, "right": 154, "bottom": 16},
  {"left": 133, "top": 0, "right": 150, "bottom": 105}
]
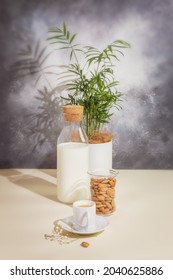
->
[{"left": 57, "top": 105, "right": 90, "bottom": 203}]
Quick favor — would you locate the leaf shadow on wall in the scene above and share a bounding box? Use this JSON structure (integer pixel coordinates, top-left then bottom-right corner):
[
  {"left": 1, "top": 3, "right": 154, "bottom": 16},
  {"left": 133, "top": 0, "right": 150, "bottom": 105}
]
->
[{"left": 10, "top": 40, "right": 68, "bottom": 167}]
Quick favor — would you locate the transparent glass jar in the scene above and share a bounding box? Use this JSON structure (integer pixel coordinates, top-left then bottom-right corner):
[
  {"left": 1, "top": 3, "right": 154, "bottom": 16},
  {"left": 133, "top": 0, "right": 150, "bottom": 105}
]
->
[
  {"left": 57, "top": 105, "right": 90, "bottom": 204},
  {"left": 88, "top": 169, "right": 118, "bottom": 215}
]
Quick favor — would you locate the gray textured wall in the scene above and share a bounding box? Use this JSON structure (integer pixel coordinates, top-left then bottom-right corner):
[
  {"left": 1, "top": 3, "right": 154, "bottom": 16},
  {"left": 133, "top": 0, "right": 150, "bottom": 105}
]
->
[{"left": 0, "top": 0, "right": 173, "bottom": 169}]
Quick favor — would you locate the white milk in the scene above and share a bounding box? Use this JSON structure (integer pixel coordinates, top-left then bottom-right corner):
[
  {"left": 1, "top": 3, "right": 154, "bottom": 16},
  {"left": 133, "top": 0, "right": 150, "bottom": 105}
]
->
[{"left": 57, "top": 142, "right": 90, "bottom": 203}]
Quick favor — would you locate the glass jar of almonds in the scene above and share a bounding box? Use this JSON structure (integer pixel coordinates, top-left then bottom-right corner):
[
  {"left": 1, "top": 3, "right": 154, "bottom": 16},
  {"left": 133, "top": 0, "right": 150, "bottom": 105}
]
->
[{"left": 88, "top": 170, "right": 118, "bottom": 215}]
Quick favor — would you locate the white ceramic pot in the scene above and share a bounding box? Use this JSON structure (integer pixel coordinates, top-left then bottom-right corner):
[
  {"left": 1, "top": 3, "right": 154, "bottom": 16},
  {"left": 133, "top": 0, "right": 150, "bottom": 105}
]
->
[{"left": 88, "top": 141, "right": 112, "bottom": 171}]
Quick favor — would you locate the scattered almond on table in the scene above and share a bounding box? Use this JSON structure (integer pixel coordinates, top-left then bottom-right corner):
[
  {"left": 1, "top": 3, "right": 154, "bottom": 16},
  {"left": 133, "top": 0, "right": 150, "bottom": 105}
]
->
[{"left": 81, "top": 242, "right": 90, "bottom": 248}]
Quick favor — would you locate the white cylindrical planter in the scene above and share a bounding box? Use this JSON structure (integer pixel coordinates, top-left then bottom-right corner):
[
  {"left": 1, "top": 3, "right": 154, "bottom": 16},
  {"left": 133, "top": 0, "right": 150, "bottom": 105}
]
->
[{"left": 89, "top": 141, "right": 112, "bottom": 170}]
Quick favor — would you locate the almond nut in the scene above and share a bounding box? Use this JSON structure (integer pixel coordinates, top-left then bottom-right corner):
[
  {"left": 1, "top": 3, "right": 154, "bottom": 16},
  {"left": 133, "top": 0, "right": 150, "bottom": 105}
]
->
[
  {"left": 102, "top": 179, "right": 109, "bottom": 183},
  {"left": 98, "top": 183, "right": 106, "bottom": 188},
  {"left": 98, "top": 195, "right": 105, "bottom": 201},
  {"left": 81, "top": 242, "right": 89, "bottom": 248},
  {"left": 106, "top": 202, "right": 112, "bottom": 210},
  {"left": 109, "top": 180, "right": 115, "bottom": 187}
]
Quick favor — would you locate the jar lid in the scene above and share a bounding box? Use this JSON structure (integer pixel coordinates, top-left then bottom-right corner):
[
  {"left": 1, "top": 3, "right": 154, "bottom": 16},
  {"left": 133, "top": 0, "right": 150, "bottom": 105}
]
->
[{"left": 62, "top": 105, "right": 84, "bottom": 121}]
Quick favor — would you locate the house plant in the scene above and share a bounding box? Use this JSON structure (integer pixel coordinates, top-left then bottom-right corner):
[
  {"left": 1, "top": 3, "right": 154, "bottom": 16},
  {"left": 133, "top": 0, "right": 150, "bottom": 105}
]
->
[
  {"left": 47, "top": 22, "right": 130, "bottom": 169},
  {"left": 12, "top": 23, "right": 130, "bottom": 168}
]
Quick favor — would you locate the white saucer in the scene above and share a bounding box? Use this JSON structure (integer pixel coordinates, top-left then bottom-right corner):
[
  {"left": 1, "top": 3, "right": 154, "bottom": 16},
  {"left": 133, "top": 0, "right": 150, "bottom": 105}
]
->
[{"left": 58, "top": 215, "right": 109, "bottom": 235}]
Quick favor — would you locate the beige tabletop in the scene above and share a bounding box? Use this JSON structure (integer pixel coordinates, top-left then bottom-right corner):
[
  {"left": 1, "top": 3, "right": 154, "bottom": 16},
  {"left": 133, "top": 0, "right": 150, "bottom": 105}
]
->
[{"left": 0, "top": 169, "right": 173, "bottom": 260}]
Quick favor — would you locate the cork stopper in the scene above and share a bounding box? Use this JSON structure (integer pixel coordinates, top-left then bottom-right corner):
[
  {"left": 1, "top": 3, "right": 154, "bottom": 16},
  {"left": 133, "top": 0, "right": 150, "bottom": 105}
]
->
[
  {"left": 89, "top": 132, "right": 113, "bottom": 143},
  {"left": 62, "top": 105, "right": 84, "bottom": 122}
]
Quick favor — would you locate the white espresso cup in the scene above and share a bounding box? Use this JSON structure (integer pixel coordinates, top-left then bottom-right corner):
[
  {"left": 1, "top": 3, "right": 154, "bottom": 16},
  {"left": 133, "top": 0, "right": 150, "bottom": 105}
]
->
[{"left": 73, "top": 200, "right": 96, "bottom": 231}]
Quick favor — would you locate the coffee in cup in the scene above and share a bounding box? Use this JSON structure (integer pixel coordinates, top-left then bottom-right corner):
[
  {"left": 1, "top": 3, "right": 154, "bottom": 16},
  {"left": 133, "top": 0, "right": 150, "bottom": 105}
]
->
[{"left": 78, "top": 204, "right": 92, "bottom": 208}]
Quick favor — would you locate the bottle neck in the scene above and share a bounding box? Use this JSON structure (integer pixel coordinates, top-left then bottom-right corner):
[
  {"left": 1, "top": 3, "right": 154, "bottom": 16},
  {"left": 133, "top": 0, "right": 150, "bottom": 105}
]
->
[
  {"left": 64, "top": 120, "right": 81, "bottom": 127},
  {"left": 61, "top": 120, "right": 87, "bottom": 143}
]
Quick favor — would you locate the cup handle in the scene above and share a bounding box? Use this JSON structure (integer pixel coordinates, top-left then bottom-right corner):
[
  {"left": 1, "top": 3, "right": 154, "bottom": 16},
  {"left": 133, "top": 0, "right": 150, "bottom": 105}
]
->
[
  {"left": 82, "top": 212, "right": 90, "bottom": 228},
  {"left": 86, "top": 212, "right": 90, "bottom": 227}
]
